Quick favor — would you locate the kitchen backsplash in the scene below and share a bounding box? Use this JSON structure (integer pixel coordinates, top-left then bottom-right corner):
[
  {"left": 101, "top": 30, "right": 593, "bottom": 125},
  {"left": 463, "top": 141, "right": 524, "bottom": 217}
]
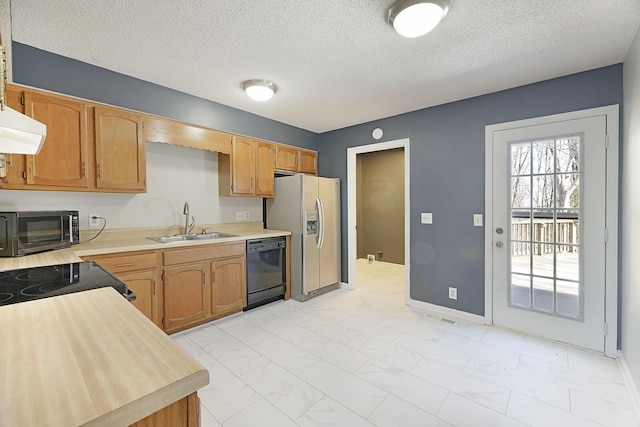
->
[{"left": 0, "top": 142, "right": 262, "bottom": 229}]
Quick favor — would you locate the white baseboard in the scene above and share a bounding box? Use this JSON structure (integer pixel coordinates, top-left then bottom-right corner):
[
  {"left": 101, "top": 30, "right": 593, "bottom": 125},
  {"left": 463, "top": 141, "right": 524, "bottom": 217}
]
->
[
  {"left": 617, "top": 350, "right": 640, "bottom": 421},
  {"left": 407, "top": 298, "right": 488, "bottom": 324}
]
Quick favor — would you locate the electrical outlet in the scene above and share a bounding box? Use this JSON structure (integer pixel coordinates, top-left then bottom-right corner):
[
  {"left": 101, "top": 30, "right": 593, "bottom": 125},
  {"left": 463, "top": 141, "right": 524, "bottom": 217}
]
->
[
  {"left": 448, "top": 286, "right": 458, "bottom": 300},
  {"left": 367, "top": 254, "right": 375, "bottom": 263},
  {"left": 244, "top": 211, "right": 250, "bottom": 220},
  {"left": 235, "top": 211, "right": 244, "bottom": 221},
  {"left": 88, "top": 213, "right": 100, "bottom": 228},
  {"left": 421, "top": 212, "right": 433, "bottom": 224},
  {"left": 473, "top": 214, "right": 483, "bottom": 227}
]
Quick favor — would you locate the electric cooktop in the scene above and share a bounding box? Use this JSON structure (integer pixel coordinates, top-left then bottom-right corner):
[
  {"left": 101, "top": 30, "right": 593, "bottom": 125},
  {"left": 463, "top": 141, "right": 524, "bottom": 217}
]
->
[{"left": 0, "top": 261, "right": 135, "bottom": 306}]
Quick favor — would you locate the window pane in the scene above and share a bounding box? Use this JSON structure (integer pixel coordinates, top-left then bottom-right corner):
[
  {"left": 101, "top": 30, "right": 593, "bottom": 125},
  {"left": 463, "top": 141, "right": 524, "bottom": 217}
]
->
[
  {"left": 556, "top": 279, "right": 579, "bottom": 317},
  {"left": 511, "top": 274, "right": 530, "bottom": 307},
  {"left": 511, "top": 210, "right": 531, "bottom": 241},
  {"left": 532, "top": 176, "right": 554, "bottom": 208},
  {"left": 532, "top": 277, "right": 554, "bottom": 312},
  {"left": 556, "top": 211, "right": 579, "bottom": 248},
  {"left": 511, "top": 142, "right": 531, "bottom": 176},
  {"left": 556, "top": 173, "right": 580, "bottom": 208},
  {"left": 556, "top": 136, "right": 580, "bottom": 173},
  {"left": 511, "top": 242, "right": 530, "bottom": 274},
  {"left": 512, "top": 177, "right": 531, "bottom": 208},
  {"left": 532, "top": 139, "right": 555, "bottom": 174},
  {"left": 556, "top": 246, "right": 580, "bottom": 282}
]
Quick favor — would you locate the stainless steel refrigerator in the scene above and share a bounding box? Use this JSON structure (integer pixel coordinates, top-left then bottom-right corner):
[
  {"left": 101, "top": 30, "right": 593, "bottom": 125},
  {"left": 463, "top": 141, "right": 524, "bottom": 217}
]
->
[{"left": 266, "top": 174, "right": 341, "bottom": 301}]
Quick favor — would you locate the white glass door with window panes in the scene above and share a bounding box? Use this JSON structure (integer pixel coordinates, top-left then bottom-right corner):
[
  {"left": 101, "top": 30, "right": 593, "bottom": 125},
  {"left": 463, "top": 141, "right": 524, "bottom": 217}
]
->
[{"left": 491, "top": 115, "right": 607, "bottom": 353}]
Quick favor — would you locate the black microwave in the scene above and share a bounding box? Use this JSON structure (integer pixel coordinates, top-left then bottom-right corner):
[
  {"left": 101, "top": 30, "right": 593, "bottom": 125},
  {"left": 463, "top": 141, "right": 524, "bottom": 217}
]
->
[{"left": 0, "top": 211, "right": 80, "bottom": 257}]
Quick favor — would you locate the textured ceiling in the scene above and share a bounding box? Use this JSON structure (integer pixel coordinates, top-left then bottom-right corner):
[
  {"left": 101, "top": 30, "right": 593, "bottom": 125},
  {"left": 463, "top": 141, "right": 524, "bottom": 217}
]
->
[{"left": 8, "top": 0, "right": 640, "bottom": 133}]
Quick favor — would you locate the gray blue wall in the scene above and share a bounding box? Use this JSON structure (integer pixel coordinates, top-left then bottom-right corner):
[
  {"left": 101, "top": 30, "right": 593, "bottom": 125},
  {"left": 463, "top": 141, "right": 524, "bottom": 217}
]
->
[
  {"left": 318, "top": 65, "right": 623, "bottom": 316},
  {"left": 12, "top": 42, "right": 318, "bottom": 150}
]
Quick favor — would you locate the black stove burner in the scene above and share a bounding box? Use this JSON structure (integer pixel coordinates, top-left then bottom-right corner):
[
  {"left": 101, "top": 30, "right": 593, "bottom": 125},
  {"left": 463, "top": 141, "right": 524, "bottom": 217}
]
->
[{"left": 0, "top": 261, "right": 135, "bottom": 306}]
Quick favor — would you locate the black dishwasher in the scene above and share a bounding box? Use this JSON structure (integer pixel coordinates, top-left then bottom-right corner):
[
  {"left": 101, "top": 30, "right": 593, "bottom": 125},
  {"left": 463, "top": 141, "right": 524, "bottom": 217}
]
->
[{"left": 245, "top": 236, "right": 286, "bottom": 310}]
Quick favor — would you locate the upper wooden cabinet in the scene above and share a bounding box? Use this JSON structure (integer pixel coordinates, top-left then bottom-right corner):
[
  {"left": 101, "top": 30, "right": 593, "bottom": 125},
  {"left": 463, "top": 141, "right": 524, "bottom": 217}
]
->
[
  {"left": 275, "top": 145, "right": 317, "bottom": 175},
  {"left": 298, "top": 148, "right": 318, "bottom": 175},
  {"left": 255, "top": 140, "right": 275, "bottom": 197},
  {"left": 25, "top": 91, "right": 90, "bottom": 188},
  {"left": 0, "top": 86, "right": 146, "bottom": 193},
  {"left": 95, "top": 107, "right": 146, "bottom": 191},
  {"left": 219, "top": 136, "right": 275, "bottom": 197}
]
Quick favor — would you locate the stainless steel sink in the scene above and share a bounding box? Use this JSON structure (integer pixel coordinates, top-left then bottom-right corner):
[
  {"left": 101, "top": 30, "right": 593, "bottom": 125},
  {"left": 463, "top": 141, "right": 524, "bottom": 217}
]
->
[{"left": 146, "top": 232, "right": 237, "bottom": 243}]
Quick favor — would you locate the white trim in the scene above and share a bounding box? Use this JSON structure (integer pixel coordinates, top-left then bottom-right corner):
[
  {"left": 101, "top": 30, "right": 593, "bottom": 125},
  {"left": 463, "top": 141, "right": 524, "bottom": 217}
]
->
[
  {"left": 484, "top": 105, "right": 619, "bottom": 357},
  {"left": 347, "top": 138, "right": 410, "bottom": 301},
  {"left": 407, "top": 298, "right": 487, "bottom": 324},
  {"left": 617, "top": 350, "right": 640, "bottom": 422}
]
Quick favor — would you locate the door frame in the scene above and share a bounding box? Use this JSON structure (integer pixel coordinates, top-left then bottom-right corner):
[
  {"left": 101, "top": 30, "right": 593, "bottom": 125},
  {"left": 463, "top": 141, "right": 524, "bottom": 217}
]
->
[
  {"left": 484, "top": 105, "right": 619, "bottom": 357},
  {"left": 347, "top": 138, "right": 410, "bottom": 301}
]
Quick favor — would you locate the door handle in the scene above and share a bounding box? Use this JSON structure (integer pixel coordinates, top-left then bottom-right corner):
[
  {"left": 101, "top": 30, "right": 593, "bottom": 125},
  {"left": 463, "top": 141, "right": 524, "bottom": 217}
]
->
[
  {"left": 496, "top": 227, "right": 504, "bottom": 234},
  {"left": 496, "top": 241, "right": 504, "bottom": 248}
]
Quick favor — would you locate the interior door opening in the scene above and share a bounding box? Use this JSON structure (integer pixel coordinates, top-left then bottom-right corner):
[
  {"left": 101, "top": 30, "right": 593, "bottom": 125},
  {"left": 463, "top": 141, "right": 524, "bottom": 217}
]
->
[{"left": 347, "top": 139, "right": 410, "bottom": 301}]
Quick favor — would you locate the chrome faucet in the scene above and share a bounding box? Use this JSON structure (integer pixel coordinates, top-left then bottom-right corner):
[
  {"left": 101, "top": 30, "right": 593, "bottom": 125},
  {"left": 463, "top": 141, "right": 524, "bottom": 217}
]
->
[{"left": 183, "top": 202, "right": 194, "bottom": 234}]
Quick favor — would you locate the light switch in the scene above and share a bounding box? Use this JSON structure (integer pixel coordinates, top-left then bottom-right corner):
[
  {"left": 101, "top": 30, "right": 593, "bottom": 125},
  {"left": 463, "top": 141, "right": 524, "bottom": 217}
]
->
[
  {"left": 421, "top": 212, "right": 433, "bottom": 224},
  {"left": 473, "top": 214, "right": 483, "bottom": 227}
]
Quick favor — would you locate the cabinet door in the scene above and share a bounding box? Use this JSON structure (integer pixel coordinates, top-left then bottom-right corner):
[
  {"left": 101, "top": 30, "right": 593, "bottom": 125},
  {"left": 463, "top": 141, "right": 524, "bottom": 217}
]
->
[
  {"left": 211, "top": 256, "right": 246, "bottom": 318},
  {"left": 255, "top": 140, "right": 274, "bottom": 197},
  {"left": 298, "top": 149, "right": 318, "bottom": 175},
  {"left": 0, "top": 86, "right": 27, "bottom": 186},
  {"left": 24, "top": 92, "right": 90, "bottom": 188},
  {"left": 163, "top": 262, "right": 210, "bottom": 333},
  {"left": 118, "top": 269, "right": 160, "bottom": 327},
  {"left": 275, "top": 145, "right": 299, "bottom": 171},
  {"left": 95, "top": 107, "right": 146, "bottom": 192},
  {"left": 231, "top": 136, "right": 254, "bottom": 195}
]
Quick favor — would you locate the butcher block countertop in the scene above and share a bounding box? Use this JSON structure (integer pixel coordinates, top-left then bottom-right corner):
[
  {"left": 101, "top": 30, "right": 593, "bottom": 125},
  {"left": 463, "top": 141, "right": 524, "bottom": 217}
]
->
[
  {"left": 0, "top": 222, "right": 290, "bottom": 271},
  {"left": 0, "top": 287, "right": 209, "bottom": 427}
]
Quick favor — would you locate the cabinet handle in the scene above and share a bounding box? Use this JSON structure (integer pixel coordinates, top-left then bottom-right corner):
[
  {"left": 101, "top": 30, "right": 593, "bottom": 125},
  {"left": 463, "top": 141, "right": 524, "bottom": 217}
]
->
[
  {"left": 97, "top": 163, "right": 101, "bottom": 178},
  {"left": 82, "top": 161, "right": 87, "bottom": 177},
  {"left": 295, "top": 156, "right": 298, "bottom": 166},
  {"left": 116, "top": 263, "right": 135, "bottom": 267}
]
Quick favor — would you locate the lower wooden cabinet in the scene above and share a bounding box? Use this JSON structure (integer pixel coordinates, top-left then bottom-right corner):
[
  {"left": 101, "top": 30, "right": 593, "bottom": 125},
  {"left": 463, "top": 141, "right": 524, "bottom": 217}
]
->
[
  {"left": 84, "top": 242, "right": 249, "bottom": 334},
  {"left": 118, "top": 269, "right": 161, "bottom": 327},
  {"left": 162, "top": 242, "right": 247, "bottom": 333},
  {"left": 211, "top": 256, "right": 246, "bottom": 318},
  {"left": 82, "top": 250, "right": 161, "bottom": 327},
  {"left": 162, "top": 261, "right": 211, "bottom": 334},
  {"left": 129, "top": 392, "right": 199, "bottom": 427}
]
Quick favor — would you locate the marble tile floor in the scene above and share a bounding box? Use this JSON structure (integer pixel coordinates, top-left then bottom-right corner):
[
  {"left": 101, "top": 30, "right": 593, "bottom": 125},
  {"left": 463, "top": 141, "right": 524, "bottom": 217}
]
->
[{"left": 171, "top": 259, "right": 640, "bottom": 426}]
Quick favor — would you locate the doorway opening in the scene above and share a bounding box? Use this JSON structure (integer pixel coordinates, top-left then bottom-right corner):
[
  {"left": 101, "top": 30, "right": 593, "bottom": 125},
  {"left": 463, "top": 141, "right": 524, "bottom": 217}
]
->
[{"left": 347, "top": 138, "right": 410, "bottom": 302}]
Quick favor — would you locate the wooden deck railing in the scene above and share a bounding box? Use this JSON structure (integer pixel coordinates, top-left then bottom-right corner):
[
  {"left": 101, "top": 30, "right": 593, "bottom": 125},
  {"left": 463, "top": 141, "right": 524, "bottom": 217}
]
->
[{"left": 511, "top": 219, "right": 578, "bottom": 256}]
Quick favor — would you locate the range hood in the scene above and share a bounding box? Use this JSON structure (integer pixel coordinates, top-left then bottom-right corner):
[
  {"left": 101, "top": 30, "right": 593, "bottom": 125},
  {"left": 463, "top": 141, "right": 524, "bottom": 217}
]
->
[{"left": 0, "top": 45, "right": 46, "bottom": 155}]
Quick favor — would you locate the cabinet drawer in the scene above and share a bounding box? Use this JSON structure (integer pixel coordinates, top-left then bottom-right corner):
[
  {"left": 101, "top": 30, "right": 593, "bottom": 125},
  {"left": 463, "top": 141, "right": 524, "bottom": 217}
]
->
[
  {"left": 163, "top": 242, "right": 245, "bottom": 266},
  {"left": 89, "top": 251, "right": 158, "bottom": 273}
]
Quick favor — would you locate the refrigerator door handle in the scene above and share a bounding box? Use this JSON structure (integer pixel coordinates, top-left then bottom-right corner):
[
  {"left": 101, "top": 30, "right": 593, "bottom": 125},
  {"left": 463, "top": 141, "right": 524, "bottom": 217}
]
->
[{"left": 317, "top": 196, "right": 325, "bottom": 249}]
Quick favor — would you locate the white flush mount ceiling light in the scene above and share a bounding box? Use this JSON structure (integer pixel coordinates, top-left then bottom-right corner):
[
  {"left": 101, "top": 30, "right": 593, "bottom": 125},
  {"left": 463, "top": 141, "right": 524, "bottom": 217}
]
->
[
  {"left": 242, "top": 79, "right": 278, "bottom": 102},
  {"left": 388, "top": 0, "right": 451, "bottom": 38}
]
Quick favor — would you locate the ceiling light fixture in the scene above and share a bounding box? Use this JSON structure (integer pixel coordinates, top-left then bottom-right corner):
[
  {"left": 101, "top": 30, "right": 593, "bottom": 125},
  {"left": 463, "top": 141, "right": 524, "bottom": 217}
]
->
[
  {"left": 388, "top": 0, "right": 450, "bottom": 38},
  {"left": 242, "top": 79, "right": 277, "bottom": 102}
]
